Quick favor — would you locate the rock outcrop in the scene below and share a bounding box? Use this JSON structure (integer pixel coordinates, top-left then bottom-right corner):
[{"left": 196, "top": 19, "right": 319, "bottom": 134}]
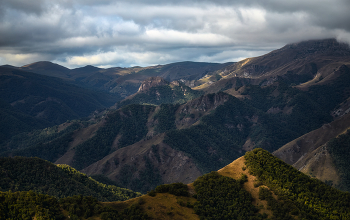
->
[{"left": 137, "top": 77, "right": 169, "bottom": 92}]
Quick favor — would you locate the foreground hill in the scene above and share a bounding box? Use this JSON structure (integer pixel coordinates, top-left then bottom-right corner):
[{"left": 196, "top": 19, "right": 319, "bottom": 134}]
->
[
  {"left": 2, "top": 149, "right": 350, "bottom": 220},
  {"left": 0, "top": 156, "right": 140, "bottom": 201}
]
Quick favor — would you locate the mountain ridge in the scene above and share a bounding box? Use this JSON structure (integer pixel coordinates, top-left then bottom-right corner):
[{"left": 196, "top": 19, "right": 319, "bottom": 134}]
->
[{"left": 195, "top": 38, "right": 350, "bottom": 92}]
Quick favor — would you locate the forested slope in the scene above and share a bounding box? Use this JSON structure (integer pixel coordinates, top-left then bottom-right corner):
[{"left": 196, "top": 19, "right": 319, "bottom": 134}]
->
[
  {"left": 0, "top": 66, "right": 121, "bottom": 144},
  {"left": 327, "top": 129, "right": 350, "bottom": 191},
  {"left": 0, "top": 157, "right": 140, "bottom": 202},
  {"left": 244, "top": 148, "right": 350, "bottom": 219}
]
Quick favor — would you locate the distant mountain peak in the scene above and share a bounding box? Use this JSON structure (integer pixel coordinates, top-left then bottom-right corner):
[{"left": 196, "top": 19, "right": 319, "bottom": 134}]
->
[
  {"left": 137, "top": 76, "right": 169, "bottom": 92},
  {"left": 21, "top": 61, "right": 70, "bottom": 72},
  {"left": 281, "top": 38, "right": 350, "bottom": 55},
  {"left": 21, "top": 61, "right": 53, "bottom": 67}
]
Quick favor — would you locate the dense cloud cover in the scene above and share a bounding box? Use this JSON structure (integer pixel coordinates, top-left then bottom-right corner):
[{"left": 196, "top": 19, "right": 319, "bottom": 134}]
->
[{"left": 1, "top": 0, "right": 350, "bottom": 68}]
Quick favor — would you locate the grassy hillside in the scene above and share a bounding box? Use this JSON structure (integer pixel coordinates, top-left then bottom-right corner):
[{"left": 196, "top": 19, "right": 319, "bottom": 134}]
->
[
  {"left": 0, "top": 157, "right": 140, "bottom": 202},
  {"left": 2, "top": 149, "right": 350, "bottom": 219}
]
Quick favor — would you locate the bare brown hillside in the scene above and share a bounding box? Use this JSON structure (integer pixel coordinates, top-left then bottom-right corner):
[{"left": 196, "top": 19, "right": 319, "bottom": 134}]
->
[
  {"left": 82, "top": 133, "right": 202, "bottom": 190},
  {"left": 273, "top": 112, "right": 350, "bottom": 165},
  {"left": 273, "top": 111, "right": 350, "bottom": 186}
]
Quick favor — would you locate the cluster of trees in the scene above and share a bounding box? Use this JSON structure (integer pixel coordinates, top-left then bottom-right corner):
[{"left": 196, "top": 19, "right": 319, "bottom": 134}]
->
[
  {"left": 0, "top": 190, "right": 63, "bottom": 220},
  {"left": 153, "top": 103, "right": 178, "bottom": 133},
  {"left": 0, "top": 157, "right": 140, "bottom": 202},
  {"left": 327, "top": 129, "right": 350, "bottom": 191},
  {"left": 148, "top": 182, "right": 189, "bottom": 197},
  {"left": 118, "top": 155, "right": 162, "bottom": 193},
  {"left": 244, "top": 148, "right": 350, "bottom": 220},
  {"left": 258, "top": 187, "right": 295, "bottom": 220},
  {"left": 192, "top": 171, "right": 267, "bottom": 220},
  {"left": 0, "top": 191, "right": 149, "bottom": 220},
  {"left": 73, "top": 104, "right": 154, "bottom": 169},
  {"left": 1, "top": 122, "right": 81, "bottom": 163},
  {"left": 59, "top": 195, "right": 149, "bottom": 220},
  {"left": 1, "top": 122, "right": 81, "bottom": 153}
]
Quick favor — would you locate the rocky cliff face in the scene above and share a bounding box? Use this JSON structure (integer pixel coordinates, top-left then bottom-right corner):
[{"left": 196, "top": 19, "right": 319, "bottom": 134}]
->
[
  {"left": 137, "top": 77, "right": 169, "bottom": 92},
  {"left": 175, "top": 92, "right": 231, "bottom": 128}
]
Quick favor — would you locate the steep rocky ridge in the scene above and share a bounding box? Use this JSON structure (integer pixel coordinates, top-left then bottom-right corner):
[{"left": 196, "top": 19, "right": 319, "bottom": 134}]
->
[
  {"left": 116, "top": 76, "right": 203, "bottom": 108},
  {"left": 175, "top": 92, "right": 231, "bottom": 129},
  {"left": 196, "top": 39, "right": 350, "bottom": 91},
  {"left": 137, "top": 76, "right": 169, "bottom": 92}
]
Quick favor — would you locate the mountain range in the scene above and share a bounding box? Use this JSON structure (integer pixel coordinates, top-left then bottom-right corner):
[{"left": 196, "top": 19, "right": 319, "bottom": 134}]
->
[
  {"left": 5, "top": 61, "right": 232, "bottom": 97},
  {"left": 1, "top": 38, "right": 350, "bottom": 218}
]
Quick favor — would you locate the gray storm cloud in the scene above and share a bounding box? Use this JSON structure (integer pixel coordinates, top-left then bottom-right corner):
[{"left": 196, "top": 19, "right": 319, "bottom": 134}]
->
[{"left": 0, "top": 0, "right": 349, "bottom": 68}]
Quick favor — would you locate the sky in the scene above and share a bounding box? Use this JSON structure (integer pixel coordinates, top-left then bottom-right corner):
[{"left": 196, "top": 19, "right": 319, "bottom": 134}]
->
[{"left": 1, "top": 0, "right": 350, "bottom": 69}]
